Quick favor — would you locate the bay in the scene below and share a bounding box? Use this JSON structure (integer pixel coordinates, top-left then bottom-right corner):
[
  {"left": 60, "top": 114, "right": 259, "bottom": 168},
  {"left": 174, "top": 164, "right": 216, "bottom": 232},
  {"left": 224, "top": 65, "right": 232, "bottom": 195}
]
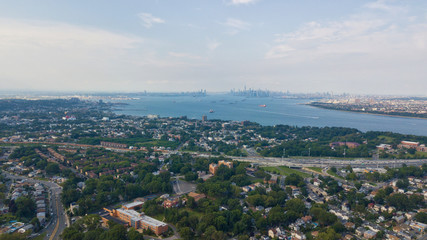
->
[{"left": 113, "top": 94, "right": 427, "bottom": 136}]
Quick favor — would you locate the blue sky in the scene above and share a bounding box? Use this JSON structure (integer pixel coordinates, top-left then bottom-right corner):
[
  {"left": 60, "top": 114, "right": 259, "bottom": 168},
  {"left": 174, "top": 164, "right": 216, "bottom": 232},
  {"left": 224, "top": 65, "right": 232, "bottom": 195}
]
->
[{"left": 1, "top": 0, "right": 427, "bottom": 95}]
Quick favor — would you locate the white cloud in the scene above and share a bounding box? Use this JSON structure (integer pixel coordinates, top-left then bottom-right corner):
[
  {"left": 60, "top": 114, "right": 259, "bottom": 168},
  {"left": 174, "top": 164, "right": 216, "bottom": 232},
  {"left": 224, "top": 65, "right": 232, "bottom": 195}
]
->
[
  {"left": 0, "top": 18, "right": 203, "bottom": 92},
  {"left": 275, "top": 19, "right": 386, "bottom": 43},
  {"left": 207, "top": 39, "right": 221, "bottom": 51},
  {"left": 0, "top": 19, "right": 141, "bottom": 49},
  {"left": 224, "top": 18, "right": 251, "bottom": 30},
  {"left": 364, "top": 0, "right": 407, "bottom": 14},
  {"left": 266, "top": 16, "right": 393, "bottom": 60},
  {"left": 138, "top": 13, "right": 165, "bottom": 28},
  {"left": 261, "top": 2, "right": 427, "bottom": 94},
  {"left": 169, "top": 52, "right": 202, "bottom": 60},
  {"left": 265, "top": 45, "right": 295, "bottom": 59},
  {"left": 229, "top": 0, "right": 258, "bottom": 5}
]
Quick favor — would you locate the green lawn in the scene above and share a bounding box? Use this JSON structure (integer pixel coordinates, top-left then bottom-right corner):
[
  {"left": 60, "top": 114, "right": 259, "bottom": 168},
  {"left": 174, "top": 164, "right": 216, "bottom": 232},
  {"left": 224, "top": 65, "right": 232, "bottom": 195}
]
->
[
  {"left": 278, "top": 166, "right": 310, "bottom": 178},
  {"left": 307, "top": 167, "right": 322, "bottom": 173},
  {"left": 151, "top": 213, "right": 166, "bottom": 222},
  {"left": 248, "top": 176, "right": 265, "bottom": 183},
  {"left": 262, "top": 166, "right": 281, "bottom": 174},
  {"left": 262, "top": 166, "right": 310, "bottom": 178},
  {"left": 182, "top": 208, "right": 204, "bottom": 219}
]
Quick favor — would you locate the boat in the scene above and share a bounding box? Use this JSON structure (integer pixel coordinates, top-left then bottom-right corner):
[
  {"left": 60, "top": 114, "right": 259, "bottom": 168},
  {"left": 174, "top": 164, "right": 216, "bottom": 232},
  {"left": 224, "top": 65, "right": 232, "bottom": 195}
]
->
[
  {"left": 259, "top": 104, "right": 267, "bottom": 107},
  {"left": 209, "top": 109, "right": 214, "bottom": 113}
]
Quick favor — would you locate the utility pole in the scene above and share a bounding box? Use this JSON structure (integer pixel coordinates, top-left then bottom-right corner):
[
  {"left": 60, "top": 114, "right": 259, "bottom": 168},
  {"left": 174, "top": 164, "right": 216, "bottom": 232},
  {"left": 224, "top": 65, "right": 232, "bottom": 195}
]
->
[
  {"left": 308, "top": 147, "right": 311, "bottom": 157},
  {"left": 282, "top": 148, "right": 286, "bottom": 161}
]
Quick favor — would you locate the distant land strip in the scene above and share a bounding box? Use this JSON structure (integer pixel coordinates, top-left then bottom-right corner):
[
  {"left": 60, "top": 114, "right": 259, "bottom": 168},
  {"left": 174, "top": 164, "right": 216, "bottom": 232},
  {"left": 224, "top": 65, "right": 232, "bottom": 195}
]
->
[{"left": 308, "top": 102, "right": 427, "bottom": 119}]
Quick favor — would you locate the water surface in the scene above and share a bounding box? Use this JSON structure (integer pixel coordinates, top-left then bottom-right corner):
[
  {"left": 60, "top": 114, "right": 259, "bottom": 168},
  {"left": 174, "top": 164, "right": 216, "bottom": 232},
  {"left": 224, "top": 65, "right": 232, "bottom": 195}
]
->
[{"left": 114, "top": 95, "right": 427, "bottom": 136}]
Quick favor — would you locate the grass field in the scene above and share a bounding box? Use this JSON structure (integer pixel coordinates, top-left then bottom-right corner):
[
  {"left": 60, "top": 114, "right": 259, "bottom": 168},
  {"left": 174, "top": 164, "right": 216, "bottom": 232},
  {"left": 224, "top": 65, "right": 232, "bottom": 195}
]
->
[
  {"left": 262, "top": 166, "right": 310, "bottom": 178},
  {"left": 327, "top": 169, "right": 345, "bottom": 179},
  {"left": 307, "top": 167, "right": 322, "bottom": 173}
]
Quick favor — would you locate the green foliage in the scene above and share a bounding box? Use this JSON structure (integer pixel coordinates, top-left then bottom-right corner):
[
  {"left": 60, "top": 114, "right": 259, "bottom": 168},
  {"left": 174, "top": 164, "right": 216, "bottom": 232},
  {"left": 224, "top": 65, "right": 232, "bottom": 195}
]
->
[
  {"left": 310, "top": 207, "right": 337, "bottom": 227},
  {"left": 331, "top": 222, "right": 346, "bottom": 233},
  {"left": 284, "top": 173, "right": 305, "bottom": 187},
  {"left": 267, "top": 206, "right": 285, "bottom": 225},
  {"left": 127, "top": 228, "right": 144, "bottom": 240},
  {"left": 395, "top": 179, "right": 409, "bottom": 189},
  {"left": 317, "top": 228, "right": 341, "bottom": 240},
  {"left": 13, "top": 197, "right": 36, "bottom": 220},
  {"left": 184, "top": 171, "right": 198, "bottom": 181},
  {"left": 285, "top": 198, "right": 306, "bottom": 215},
  {"left": 415, "top": 212, "right": 427, "bottom": 224},
  {"left": 61, "top": 215, "right": 144, "bottom": 240},
  {"left": 0, "top": 233, "right": 27, "bottom": 240},
  {"left": 385, "top": 193, "right": 424, "bottom": 211},
  {"left": 45, "top": 162, "right": 60, "bottom": 175},
  {"left": 179, "top": 227, "right": 194, "bottom": 240}
]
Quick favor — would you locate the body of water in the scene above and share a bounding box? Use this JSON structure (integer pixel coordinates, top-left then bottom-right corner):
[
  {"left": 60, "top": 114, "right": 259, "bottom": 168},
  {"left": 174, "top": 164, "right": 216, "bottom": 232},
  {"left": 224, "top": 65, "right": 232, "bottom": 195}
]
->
[{"left": 113, "top": 95, "right": 427, "bottom": 136}]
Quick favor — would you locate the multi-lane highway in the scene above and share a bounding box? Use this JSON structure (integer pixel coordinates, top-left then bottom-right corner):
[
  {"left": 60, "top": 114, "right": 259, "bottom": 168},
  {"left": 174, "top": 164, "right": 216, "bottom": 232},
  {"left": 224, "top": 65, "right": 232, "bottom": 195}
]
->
[
  {"left": 230, "top": 156, "right": 427, "bottom": 168},
  {"left": 2, "top": 172, "right": 67, "bottom": 240}
]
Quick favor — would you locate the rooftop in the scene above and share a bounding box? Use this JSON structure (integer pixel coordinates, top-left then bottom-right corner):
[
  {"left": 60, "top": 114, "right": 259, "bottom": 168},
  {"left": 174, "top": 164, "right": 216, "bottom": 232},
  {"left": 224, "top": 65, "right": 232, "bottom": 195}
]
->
[
  {"left": 141, "top": 215, "right": 167, "bottom": 227},
  {"left": 123, "top": 201, "right": 144, "bottom": 209}
]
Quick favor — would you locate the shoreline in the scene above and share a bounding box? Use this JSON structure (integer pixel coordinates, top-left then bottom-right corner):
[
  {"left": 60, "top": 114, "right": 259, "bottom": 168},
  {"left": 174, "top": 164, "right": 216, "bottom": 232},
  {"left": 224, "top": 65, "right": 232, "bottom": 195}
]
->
[{"left": 307, "top": 103, "right": 427, "bottom": 120}]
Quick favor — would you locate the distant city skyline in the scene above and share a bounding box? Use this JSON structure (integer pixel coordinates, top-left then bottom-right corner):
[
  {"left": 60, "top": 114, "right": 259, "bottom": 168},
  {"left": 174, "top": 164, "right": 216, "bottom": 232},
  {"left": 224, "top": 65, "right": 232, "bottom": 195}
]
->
[{"left": 1, "top": 0, "right": 427, "bottom": 95}]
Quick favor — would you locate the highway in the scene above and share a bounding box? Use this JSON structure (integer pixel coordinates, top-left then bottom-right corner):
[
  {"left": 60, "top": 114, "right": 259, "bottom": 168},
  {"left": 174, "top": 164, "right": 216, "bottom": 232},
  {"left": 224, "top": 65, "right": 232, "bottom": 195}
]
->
[
  {"left": 229, "top": 156, "right": 427, "bottom": 168},
  {"left": 2, "top": 172, "right": 67, "bottom": 240}
]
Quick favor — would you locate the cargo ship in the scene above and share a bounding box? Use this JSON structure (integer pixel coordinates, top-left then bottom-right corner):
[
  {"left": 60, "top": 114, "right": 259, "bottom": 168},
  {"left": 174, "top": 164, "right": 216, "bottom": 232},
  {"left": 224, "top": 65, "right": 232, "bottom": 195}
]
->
[{"left": 259, "top": 104, "right": 267, "bottom": 107}]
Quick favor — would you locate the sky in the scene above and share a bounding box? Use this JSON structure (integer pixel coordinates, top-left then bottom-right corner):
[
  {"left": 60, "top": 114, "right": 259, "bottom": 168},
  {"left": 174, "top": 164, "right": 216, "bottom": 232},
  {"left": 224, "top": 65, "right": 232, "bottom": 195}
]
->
[{"left": 1, "top": 0, "right": 427, "bottom": 95}]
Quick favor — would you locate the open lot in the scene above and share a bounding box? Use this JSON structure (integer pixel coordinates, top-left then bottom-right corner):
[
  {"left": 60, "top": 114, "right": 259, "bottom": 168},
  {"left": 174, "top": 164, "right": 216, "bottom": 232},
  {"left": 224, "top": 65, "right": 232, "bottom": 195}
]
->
[{"left": 172, "top": 179, "right": 196, "bottom": 195}]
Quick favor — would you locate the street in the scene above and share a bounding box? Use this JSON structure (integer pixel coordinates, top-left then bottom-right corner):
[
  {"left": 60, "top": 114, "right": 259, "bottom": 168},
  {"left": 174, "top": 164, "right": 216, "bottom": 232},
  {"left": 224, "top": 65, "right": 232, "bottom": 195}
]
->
[{"left": 2, "top": 172, "right": 67, "bottom": 240}]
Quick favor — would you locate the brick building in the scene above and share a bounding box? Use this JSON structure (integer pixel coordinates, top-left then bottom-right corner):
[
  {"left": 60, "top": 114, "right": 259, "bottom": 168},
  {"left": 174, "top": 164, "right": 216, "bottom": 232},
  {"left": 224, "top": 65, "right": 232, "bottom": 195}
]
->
[
  {"left": 100, "top": 141, "right": 128, "bottom": 149},
  {"left": 104, "top": 208, "right": 168, "bottom": 235},
  {"left": 209, "top": 160, "right": 233, "bottom": 175}
]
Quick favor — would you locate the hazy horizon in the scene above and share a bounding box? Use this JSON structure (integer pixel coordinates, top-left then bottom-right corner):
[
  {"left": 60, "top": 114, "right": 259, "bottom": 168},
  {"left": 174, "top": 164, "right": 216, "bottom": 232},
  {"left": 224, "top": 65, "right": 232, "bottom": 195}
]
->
[
  {"left": 1, "top": 0, "right": 427, "bottom": 95},
  {"left": 1, "top": 89, "right": 426, "bottom": 98}
]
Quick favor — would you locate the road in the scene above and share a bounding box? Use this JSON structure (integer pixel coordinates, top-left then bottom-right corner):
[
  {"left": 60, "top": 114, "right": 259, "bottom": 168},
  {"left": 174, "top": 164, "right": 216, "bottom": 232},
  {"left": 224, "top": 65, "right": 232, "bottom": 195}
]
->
[
  {"left": 2, "top": 172, "right": 67, "bottom": 240},
  {"left": 228, "top": 156, "right": 427, "bottom": 168}
]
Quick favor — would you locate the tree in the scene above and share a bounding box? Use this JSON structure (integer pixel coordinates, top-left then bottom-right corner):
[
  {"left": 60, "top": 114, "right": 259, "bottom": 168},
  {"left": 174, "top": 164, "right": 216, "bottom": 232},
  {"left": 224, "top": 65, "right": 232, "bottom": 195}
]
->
[
  {"left": 415, "top": 212, "right": 427, "bottom": 224},
  {"left": 128, "top": 228, "right": 144, "bottom": 240},
  {"left": 396, "top": 179, "right": 409, "bottom": 190},
  {"left": 184, "top": 171, "right": 198, "bottom": 181},
  {"left": 179, "top": 227, "right": 194, "bottom": 240},
  {"left": 45, "top": 162, "right": 60, "bottom": 175},
  {"left": 354, "top": 182, "right": 362, "bottom": 190},
  {"left": 386, "top": 193, "right": 410, "bottom": 211},
  {"left": 255, "top": 216, "right": 267, "bottom": 229},
  {"left": 345, "top": 165, "right": 353, "bottom": 173},
  {"left": 317, "top": 228, "right": 341, "bottom": 240},
  {"left": 283, "top": 210, "right": 299, "bottom": 225},
  {"left": 332, "top": 222, "right": 346, "bottom": 233},
  {"left": 30, "top": 217, "right": 41, "bottom": 232},
  {"left": 14, "top": 197, "right": 36, "bottom": 219},
  {"left": 214, "top": 216, "right": 227, "bottom": 231},
  {"left": 285, "top": 198, "right": 306, "bottom": 215},
  {"left": 374, "top": 189, "right": 386, "bottom": 204},
  {"left": 268, "top": 206, "right": 285, "bottom": 225},
  {"left": 61, "top": 228, "right": 85, "bottom": 240},
  {"left": 101, "top": 224, "right": 127, "bottom": 240},
  {"left": 203, "top": 226, "right": 217, "bottom": 240},
  {"left": 310, "top": 207, "right": 337, "bottom": 227},
  {"left": 284, "top": 173, "right": 305, "bottom": 186}
]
